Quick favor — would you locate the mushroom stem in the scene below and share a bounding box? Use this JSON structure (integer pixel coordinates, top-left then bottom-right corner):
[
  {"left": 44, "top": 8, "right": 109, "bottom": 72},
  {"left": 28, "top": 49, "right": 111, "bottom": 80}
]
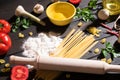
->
[{"left": 15, "top": 5, "right": 46, "bottom": 26}]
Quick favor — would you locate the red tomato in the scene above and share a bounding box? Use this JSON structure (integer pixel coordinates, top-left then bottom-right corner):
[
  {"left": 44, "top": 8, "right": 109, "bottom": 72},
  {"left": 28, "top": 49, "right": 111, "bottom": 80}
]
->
[
  {"left": 69, "top": 0, "right": 81, "bottom": 5},
  {"left": 0, "top": 20, "right": 11, "bottom": 33},
  {"left": 0, "top": 32, "right": 12, "bottom": 55},
  {"left": 11, "top": 65, "right": 29, "bottom": 80}
]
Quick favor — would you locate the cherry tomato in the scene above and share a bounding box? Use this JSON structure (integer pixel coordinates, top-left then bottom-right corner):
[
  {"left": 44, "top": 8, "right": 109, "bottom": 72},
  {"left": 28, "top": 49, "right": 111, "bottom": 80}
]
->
[
  {"left": 0, "top": 20, "right": 11, "bottom": 33},
  {"left": 0, "top": 32, "right": 12, "bottom": 55},
  {"left": 69, "top": 0, "right": 81, "bottom": 5},
  {"left": 11, "top": 65, "right": 29, "bottom": 80}
]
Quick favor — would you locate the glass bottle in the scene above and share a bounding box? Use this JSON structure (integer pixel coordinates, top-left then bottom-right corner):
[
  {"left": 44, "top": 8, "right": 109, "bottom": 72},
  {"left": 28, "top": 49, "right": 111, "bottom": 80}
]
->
[{"left": 102, "top": 0, "right": 120, "bottom": 15}]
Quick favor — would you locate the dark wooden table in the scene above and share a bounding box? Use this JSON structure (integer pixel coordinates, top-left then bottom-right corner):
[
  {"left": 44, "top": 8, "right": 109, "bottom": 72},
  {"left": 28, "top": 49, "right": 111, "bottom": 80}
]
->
[{"left": 0, "top": 0, "right": 120, "bottom": 80}]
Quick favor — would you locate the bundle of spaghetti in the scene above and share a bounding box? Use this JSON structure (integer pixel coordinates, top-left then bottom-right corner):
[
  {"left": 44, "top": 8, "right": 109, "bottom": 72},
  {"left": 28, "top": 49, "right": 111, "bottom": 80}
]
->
[
  {"left": 34, "top": 28, "right": 98, "bottom": 80},
  {"left": 64, "top": 35, "right": 95, "bottom": 58},
  {"left": 54, "top": 29, "right": 85, "bottom": 57}
]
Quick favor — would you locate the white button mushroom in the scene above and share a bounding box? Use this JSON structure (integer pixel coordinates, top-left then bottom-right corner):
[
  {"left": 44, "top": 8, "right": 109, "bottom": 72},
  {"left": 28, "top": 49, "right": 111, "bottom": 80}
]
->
[
  {"left": 33, "top": 4, "right": 44, "bottom": 14},
  {"left": 98, "top": 9, "right": 109, "bottom": 20}
]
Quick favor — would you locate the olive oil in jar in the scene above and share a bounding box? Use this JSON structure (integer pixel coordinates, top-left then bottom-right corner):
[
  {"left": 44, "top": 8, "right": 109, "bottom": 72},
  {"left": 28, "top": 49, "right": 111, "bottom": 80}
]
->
[{"left": 102, "top": 0, "right": 120, "bottom": 15}]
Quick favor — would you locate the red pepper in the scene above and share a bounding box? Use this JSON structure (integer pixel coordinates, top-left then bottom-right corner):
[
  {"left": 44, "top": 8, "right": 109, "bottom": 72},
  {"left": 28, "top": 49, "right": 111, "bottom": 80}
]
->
[
  {"left": 107, "top": 30, "right": 119, "bottom": 37},
  {"left": 11, "top": 65, "right": 29, "bottom": 80},
  {"left": 69, "top": 0, "right": 81, "bottom": 5},
  {"left": 0, "top": 32, "right": 12, "bottom": 55},
  {"left": 100, "top": 23, "right": 112, "bottom": 31},
  {"left": 0, "top": 19, "right": 11, "bottom": 33}
]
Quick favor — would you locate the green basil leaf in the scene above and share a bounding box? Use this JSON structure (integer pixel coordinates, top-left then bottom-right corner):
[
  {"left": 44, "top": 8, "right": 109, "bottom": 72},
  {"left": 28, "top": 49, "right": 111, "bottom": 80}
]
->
[
  {"left": 106, "top": 48, "right": 111, "bottom": 53},
  {"left": 22, "top": 25, "right": 29, "bottom": 29},
  {"left": 106, "top": 42, "right": 112, "bottom": 49},
  {"left": 88, "top": 0, "right": 97, "bottom": 9},
  {"left": 12, "top": 28, "right": 17, "bottom": 32},
  {"left": 22, "top": 18, "right": 27, "bottom": 24},
  {"left": 16, "top": 17, "right": 21, "bottom": 24},
  {"left": 102, "top": 49, "right": 108, "bottom": 57}
]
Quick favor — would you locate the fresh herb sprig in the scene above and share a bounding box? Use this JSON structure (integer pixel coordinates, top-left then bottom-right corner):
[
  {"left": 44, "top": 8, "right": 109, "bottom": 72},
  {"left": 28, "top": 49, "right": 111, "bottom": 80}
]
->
[
  {"left": 101, "top": 42, "right": 120, "bottom": 58},
  {"left": 11, "top": 17, "right": 32, "bottom": 32},
  {"left": 74, "top": 8, "right": 94, "bottom": 22},
  {"left": 88, "top": 0, "right": 97, "bottom": 9},
  {"left": 74, "top": 0, "right": 97, "bottom": 22}
]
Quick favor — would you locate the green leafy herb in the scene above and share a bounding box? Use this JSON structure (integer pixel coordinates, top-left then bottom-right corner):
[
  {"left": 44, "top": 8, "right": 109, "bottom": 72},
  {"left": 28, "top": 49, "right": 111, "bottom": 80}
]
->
[
  {"left": 15, "top": 17, "right": 20, "bottom": 24},
  {"left": 102, "top": 48, "right": 108, "bottom": 57},
  {"left": 74, "top": 0, "right": 97, "bottom": 22},
  {"left": 74, "top": 8, "right": 95, "bottom": 22},
  {"left": 88, "top": 0, "right": 97, "bottom": 9},
  {"left": 21, "top": 18, "right": 30, "bottom": 29},
  {"left": 101, "top": 42, "right": 120, "bottom": 58},
  {"left": 11, "top": 17, "right": 32, "bottom": 32}
]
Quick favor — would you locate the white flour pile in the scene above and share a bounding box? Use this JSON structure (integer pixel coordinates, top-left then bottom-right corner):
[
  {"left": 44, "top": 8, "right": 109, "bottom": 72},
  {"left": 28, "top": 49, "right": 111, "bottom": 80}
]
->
[{"left": 22, "top": 32, "right": 62, "bottom": 58}]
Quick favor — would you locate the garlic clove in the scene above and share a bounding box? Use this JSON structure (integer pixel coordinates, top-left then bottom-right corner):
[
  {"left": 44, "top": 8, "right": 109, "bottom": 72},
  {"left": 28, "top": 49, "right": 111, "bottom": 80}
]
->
[
  {"left": 33, "top": 4, "right": 44, "bottom": 14},
  {"left": 98, "top": 9, "right": 109, "bottom": 20}
]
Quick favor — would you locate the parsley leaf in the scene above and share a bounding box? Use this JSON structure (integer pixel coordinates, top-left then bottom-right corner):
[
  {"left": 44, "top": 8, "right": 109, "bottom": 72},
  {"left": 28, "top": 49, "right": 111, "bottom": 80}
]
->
[
  {"left": 101, "top": 42, "right": 120, "bottom": 58},
  {"left": 74, "top": 0, "right": 97, "bottom": 22},
  {"left": 88, "top": 0, "right": 97, "bottom": 9},
  {"left": 74, "top": 8, "right": 95, "bottom": 22}
]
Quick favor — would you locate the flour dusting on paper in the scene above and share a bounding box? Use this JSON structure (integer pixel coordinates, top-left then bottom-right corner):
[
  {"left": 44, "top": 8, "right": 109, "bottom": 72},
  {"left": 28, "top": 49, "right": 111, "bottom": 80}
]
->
[{"left": 22, "top": 32, "right": 62, "bottom": 58}]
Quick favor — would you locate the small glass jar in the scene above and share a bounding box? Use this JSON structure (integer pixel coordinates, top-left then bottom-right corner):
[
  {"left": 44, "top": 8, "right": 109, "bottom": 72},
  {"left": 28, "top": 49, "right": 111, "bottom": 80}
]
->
[{"left": 102, "top": 0, "right": 120, "bottom": 15}]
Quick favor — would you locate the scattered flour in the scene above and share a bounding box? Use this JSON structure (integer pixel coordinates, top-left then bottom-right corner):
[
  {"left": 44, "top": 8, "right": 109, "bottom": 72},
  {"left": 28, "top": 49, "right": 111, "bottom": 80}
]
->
[{"left": 22, "top": 32, "right": 62, "bottom": 58}]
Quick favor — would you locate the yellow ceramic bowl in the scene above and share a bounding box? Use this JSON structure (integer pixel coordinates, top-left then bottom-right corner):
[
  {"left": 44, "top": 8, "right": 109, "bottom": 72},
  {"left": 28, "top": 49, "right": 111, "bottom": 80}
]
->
[{"left": 46, "top": 1, "right": 76, "bottom": 26}]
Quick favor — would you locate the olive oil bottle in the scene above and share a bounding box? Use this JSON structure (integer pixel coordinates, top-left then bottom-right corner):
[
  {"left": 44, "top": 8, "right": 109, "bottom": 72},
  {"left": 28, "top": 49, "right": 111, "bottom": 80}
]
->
[{"left": 102, "top": 0, "right": 120, "bottom": 15}]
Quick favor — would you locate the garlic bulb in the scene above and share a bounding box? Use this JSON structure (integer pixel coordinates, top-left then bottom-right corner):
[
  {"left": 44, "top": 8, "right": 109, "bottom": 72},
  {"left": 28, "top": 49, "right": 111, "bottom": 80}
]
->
[
  {"left": 33, "top": 4, "right": 44, "bottom": 14},
  {"left": 98, "top": 9, "right": 109, "bottom": 20}
]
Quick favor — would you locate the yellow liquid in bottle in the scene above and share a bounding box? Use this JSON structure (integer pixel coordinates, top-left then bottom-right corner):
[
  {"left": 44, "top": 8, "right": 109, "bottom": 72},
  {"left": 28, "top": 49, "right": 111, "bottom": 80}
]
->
[{"left": 103, "top": 0, "right": 120, "bottom": 15}]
